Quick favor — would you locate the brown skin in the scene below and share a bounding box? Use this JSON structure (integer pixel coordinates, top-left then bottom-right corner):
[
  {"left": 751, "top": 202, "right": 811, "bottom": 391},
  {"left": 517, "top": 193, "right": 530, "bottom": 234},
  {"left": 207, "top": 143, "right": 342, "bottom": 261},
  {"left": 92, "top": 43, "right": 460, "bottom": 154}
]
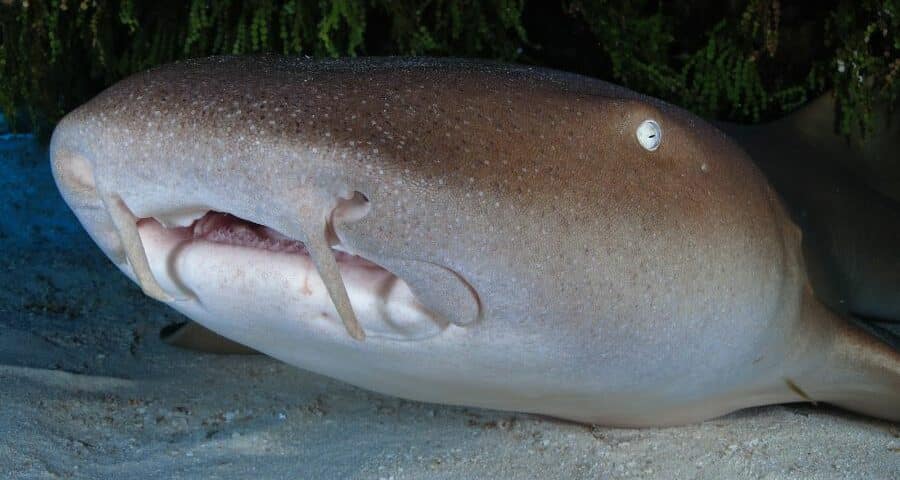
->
[
  {"left": 57, "top": 56, "right": 782, "bottom": 343},
  {"left": 721, "top": 94, "right": 900, "bottom": 325},
  {"left": 50, "top": 56, "right": 900, "bottom": 425}
]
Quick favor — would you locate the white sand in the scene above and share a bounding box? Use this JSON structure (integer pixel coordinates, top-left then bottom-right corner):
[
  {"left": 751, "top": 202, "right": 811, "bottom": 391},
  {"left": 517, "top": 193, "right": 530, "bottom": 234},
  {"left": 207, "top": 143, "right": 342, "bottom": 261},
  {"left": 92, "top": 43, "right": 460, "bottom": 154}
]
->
[{"left": 1, "top": 134, "right": 897, "bottom": 479}]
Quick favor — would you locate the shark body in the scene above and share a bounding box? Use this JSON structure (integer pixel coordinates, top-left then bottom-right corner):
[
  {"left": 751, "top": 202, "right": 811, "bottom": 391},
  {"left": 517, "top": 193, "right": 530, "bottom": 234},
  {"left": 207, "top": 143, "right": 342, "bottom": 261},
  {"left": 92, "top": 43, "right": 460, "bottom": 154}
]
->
[{"left": 50, "top": 56, "right": 899, "bottom": 426}]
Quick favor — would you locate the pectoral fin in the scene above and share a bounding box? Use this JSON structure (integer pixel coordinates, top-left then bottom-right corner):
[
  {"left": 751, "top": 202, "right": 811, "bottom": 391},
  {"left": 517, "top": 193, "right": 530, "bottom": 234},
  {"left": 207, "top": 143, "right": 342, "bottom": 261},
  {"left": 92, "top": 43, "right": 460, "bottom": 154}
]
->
[{"left": 160, "top": 321, "right": 259, "bottom": 355}]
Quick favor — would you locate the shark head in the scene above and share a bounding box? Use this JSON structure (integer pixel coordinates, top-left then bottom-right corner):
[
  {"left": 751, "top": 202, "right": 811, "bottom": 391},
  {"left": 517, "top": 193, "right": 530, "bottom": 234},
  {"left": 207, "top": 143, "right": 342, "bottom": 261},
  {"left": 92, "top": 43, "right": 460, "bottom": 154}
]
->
[{"left": 51, "top": 56, "right": 828, "bottom": 425}]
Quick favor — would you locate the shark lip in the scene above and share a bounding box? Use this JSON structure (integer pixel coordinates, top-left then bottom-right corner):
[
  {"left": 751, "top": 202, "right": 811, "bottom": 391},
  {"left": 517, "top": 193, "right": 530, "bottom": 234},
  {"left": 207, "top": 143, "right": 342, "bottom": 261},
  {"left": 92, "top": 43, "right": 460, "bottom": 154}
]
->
[
  {"left": 172, "top": 211, "right": 378, "bottom": 268},
  {"left": 134, "top": 210, "right": 449, "bottom": 341}
]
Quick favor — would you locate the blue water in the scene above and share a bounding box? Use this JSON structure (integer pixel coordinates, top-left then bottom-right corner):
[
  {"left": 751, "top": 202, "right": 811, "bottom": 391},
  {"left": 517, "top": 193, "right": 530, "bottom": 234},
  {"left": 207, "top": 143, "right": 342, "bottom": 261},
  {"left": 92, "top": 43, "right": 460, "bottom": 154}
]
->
[
  {"left": 0, "top": 133, "right": 87, "bottom": 250},
  {"left": 0, "top": 130, "right": 181, "bottom": 370}
]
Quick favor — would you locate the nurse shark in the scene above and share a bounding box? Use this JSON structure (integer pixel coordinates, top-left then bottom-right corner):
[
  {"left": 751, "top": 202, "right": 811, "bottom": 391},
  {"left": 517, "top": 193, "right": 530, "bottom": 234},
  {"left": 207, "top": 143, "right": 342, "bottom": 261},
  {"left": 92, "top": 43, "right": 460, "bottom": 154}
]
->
[{"left": 49, "top": 56, "right": 899, "bottom": 426}]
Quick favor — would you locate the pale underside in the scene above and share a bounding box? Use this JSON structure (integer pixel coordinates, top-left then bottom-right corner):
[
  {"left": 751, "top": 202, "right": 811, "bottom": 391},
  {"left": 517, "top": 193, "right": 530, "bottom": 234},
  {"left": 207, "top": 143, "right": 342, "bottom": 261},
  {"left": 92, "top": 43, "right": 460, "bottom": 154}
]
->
[{"left": 125, "top": 206, "right": 803, "bottom": 427}]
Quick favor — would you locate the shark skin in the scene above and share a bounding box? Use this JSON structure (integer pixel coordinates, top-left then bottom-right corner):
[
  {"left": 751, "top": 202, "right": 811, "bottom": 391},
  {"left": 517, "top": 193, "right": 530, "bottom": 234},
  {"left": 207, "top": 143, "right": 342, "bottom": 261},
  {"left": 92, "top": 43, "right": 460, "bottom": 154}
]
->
[{"left": 49, "top": 56, "right": 899, "bottom": 427}]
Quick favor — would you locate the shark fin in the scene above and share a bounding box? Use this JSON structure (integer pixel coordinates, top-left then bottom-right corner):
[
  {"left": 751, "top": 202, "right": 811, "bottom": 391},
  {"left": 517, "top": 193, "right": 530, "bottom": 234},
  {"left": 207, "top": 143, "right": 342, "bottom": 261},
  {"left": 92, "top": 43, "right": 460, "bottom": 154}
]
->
[{"left": 160, "top": 321, "right": 259, "bottom": 354}]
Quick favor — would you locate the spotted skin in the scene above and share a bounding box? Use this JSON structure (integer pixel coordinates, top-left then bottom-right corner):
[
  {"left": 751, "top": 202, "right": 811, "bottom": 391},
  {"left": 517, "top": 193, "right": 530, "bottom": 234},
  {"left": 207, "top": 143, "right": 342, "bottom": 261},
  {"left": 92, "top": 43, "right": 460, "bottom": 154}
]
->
[{"left": 50, "top": 56, "right": 899, "bottom": 426}]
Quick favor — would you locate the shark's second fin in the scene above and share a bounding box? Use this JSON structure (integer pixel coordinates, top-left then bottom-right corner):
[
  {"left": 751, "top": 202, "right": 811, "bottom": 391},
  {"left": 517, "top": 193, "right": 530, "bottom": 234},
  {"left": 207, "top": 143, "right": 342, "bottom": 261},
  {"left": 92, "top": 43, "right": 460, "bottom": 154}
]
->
[
  {"left": 160, "top": 321, "right": 259, "bottom": 354},
  {"left": 720, "top": 94, "right": 900, "bottom": 324}
]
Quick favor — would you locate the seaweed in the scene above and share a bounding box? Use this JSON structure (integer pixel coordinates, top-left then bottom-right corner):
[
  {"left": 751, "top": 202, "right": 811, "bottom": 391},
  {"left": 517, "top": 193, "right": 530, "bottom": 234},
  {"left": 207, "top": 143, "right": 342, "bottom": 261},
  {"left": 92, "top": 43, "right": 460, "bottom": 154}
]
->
[{"left": 0, "top": 0, "right": 897, "bottom": 139}]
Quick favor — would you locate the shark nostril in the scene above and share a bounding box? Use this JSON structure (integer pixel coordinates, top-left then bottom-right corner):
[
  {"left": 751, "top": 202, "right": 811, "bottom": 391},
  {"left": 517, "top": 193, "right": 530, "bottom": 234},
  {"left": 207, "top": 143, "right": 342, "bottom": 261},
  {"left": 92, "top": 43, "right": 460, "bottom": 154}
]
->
[
  {"left": 328, "top": 191, "right": 372, "bottom": 248},
  {"left": 335, "top": 191, "right": 371, "bottom": 223},
  {"left": 51, "top": 149, "right": 100, "bottom": 207},
  {"left": 63, "top": 153, "right": 96, "bottom": 191}
]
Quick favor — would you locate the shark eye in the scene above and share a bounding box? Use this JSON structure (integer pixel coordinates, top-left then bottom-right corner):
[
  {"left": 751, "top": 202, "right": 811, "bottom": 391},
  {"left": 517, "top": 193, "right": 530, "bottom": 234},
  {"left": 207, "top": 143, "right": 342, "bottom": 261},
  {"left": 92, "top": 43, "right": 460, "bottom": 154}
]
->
[{"left": 636, "top": 119, "right": 661, "bottom": 151}]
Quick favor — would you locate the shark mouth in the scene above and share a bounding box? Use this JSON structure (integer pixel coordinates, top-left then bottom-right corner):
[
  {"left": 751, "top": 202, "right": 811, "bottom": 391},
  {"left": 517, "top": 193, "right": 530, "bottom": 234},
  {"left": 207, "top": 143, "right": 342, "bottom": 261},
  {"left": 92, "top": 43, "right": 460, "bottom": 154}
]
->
[
  {"left": 51, "top": 149, "right": 464, "bottom": 343},
  {"left": 132, "top": 209, "right": 449, "bottom": 342},
  {"left": 183, "top": 211, "right": 374, "bottom": 268}
]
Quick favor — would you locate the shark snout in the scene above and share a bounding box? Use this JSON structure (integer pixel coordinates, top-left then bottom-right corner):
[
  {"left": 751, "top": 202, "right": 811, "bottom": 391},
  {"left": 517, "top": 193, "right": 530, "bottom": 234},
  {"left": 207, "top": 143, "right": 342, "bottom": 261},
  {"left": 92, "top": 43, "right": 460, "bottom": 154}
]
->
[
  {"left": 49, "top": 136, "right": 124, "bottom": 266},
  {"left": 50, "top": 120, "right": 479, "bottom": 342}
]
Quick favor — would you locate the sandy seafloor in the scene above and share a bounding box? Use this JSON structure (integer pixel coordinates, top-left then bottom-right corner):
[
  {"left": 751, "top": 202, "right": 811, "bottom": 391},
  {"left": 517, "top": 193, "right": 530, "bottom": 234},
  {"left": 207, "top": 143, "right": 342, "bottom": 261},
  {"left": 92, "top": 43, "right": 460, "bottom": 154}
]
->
[{"left": 0, "top": 131, "right": 897, "bottom": 480}]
